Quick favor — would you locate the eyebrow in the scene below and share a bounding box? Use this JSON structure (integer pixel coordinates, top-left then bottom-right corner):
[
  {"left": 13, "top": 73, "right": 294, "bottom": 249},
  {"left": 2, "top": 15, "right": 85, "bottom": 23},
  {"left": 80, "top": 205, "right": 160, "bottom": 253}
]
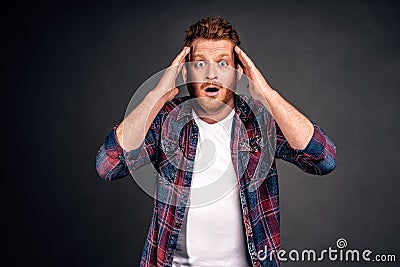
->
[
  {"left": 192, "top": 53, "right": 232, "bottom": 60},
  {"left": 192, "top": 54, "right": 206, "bottom": 60},
  {"left": 218, "top": 53, "right": 231, "bottom": 59}
]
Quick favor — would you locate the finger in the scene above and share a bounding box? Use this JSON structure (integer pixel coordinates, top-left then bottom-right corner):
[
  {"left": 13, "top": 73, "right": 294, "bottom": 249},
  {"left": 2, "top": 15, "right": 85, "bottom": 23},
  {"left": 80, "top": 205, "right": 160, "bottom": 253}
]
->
[
  {"left": 235, "top": 46, "right": 255, "bottom": 69},
  {"left": 171, "top": 46, "right": 190, "bottom": 67},
  {"left": 159, "top": 47, "right": 190, "bottom": 91},
  {"left": 168, "top": 46, "right": 190, "bottom": 79},
  {"left": 164, "top": 47, "right": 189, "bottom": 77}
]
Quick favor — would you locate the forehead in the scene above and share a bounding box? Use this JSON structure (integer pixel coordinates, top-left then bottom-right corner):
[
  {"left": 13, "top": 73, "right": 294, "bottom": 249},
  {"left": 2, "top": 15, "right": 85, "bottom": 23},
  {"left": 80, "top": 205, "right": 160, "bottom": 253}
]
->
[{"left": 191, "top": 39, "right": 234, "bottom": 57}]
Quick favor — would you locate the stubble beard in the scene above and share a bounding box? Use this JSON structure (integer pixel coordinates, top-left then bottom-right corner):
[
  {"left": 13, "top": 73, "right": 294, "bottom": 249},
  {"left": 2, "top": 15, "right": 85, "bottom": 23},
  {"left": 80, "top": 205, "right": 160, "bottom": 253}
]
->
[{"left": 187, "top": 83, "right": 235, "bottom": 116}]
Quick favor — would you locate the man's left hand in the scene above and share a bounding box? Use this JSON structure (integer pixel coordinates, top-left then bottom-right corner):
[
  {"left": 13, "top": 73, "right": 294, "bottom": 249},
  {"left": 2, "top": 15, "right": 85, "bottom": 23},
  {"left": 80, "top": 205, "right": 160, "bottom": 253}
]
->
[{"left": 235, "top": 46, "right": 274, "bottom": 105}]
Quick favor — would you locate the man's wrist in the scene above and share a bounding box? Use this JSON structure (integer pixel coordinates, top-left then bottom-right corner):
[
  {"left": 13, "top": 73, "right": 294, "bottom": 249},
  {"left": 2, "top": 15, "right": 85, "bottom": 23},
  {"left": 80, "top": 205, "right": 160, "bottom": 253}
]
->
[{"left": 116, "top": 123, "right": 124, "bottom": 146}]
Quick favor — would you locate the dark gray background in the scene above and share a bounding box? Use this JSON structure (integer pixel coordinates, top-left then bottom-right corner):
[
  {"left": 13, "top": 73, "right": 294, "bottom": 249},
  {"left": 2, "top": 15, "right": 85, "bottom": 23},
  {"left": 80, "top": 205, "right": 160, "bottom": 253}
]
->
[{"left": 7, "top": 0, "right": 399, "bottom": 266}]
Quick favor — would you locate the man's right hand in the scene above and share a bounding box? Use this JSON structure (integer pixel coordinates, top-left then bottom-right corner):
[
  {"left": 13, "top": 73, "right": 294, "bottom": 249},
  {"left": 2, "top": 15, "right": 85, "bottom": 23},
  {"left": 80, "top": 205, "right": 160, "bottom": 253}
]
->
[{"left": 150, "top": 46, "right": 190, "bottom": 104}]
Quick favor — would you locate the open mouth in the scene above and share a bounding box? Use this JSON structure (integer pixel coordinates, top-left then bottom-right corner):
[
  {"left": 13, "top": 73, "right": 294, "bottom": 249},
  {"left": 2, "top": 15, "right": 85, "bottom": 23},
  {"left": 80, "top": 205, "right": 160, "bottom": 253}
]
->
[{"left": 204, "top": 87, "right": 220, "bottom": 96}]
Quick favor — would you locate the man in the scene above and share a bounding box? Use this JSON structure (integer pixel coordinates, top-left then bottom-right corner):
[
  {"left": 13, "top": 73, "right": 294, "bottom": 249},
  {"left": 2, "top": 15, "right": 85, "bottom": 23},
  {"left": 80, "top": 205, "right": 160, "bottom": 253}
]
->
[{"left": 96, "top": 17, "right": 336, "bottom": 267}]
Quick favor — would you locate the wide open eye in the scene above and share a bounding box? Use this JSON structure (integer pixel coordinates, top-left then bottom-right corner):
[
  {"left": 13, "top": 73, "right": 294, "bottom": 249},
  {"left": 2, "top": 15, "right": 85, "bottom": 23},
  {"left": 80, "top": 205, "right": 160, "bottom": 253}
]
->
[
  {"left": 219, "top": 61, "right": 228, "bottom": 67},
  {"left": 195, "top": 61, "right": 206, "bottom": 68}
]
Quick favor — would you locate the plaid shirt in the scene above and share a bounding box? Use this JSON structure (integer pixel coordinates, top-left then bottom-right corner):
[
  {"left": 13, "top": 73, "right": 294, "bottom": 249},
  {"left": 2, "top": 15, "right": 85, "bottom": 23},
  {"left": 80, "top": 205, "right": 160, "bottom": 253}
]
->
[{"left": 96, "top": 95, "right": 336, "bottom": 267}]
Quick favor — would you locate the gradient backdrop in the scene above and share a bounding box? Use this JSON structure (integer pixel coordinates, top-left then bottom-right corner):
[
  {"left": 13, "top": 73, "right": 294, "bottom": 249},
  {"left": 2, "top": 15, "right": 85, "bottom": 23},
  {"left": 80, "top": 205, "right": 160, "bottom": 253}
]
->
[{"left": 7, "top": 0, "right": 400, "bottom": 266}]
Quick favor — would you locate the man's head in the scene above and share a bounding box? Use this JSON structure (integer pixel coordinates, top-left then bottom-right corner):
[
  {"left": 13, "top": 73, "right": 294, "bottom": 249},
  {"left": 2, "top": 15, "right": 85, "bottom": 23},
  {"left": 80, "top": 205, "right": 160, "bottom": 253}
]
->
[
  {"left": 184, "top": 16, "right": 240, "bottom": 52},
  {"left": 183, "top": 17, "right": 242, "bottom": 119}
]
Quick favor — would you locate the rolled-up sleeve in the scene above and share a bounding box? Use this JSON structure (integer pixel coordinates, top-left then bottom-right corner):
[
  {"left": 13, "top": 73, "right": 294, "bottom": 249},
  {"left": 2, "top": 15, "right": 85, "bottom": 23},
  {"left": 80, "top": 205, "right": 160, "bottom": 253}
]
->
[
  {"left": 95, "top": 126, "right": 130, "bottom": 180},
  {"left": 95, "top": 124, "right": 157, "bottom": 181},
  {"left": 275, "top": 122, "right": 337, "bottom": 175}
]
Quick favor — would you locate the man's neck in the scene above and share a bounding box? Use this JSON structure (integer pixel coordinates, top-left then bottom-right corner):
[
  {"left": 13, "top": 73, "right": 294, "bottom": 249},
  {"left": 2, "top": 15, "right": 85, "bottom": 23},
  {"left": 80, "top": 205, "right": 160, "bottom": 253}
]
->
[{"left": 192, "top": 102, "right": 234, "bottom": 124}]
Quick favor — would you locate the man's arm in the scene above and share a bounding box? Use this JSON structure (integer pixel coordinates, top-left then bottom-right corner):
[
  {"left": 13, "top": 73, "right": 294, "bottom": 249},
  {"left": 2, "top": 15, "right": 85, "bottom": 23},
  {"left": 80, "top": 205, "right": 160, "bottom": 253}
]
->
[
  {"left": 274, "top": 121, "right": 337, "bottom": 175},
  {"left": 235, "top": 46, "right": 313, "bottom": 150},
  {"left": 95, "top": 47, "right": 190, "bottom": 180},
  {"left": 235, "top": 46, "right": 336, "bottom": 174},
  {"left": 116, "top": 47, "right": 190, "bottom": 151}
]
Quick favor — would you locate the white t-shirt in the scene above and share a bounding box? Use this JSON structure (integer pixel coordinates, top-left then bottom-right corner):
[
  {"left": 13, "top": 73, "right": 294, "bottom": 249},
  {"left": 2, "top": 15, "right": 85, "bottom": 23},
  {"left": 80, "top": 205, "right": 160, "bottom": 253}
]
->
[{"left": 172, "top": 109, "right": 251, "bottom": 267}]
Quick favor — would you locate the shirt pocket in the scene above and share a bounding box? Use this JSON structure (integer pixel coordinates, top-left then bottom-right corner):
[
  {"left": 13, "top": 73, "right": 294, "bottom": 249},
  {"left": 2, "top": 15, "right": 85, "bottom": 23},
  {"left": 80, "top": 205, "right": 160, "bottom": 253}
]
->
[{"left": 237, "top": 133, "right": 276, "bottom": 190}]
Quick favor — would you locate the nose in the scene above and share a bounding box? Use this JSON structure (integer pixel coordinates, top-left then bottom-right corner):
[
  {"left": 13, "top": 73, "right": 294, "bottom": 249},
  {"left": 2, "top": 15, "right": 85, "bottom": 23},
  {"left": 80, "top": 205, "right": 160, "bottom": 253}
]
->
[{"left": 206, "top": 62, "right": 217, "bottom": 81}]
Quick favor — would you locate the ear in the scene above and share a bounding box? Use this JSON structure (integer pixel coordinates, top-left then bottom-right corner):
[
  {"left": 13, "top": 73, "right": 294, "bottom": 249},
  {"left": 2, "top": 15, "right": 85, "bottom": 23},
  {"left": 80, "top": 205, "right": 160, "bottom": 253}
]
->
[
  {"left": 236, "top": 63, "right": 243, "bottom": 83},
  {"left": 181, "top": 64, "right": 188, "bottom": 83}
]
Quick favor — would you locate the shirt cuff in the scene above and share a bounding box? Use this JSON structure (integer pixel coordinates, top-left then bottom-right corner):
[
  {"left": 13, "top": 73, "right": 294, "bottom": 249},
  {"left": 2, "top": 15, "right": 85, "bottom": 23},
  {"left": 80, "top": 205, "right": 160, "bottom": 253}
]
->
[
  {"left": 104, "top": 126, "right": 125, "bottom": 158},
  {"left": 289, "top": 123, "right": 326, "bottom": 160}
]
